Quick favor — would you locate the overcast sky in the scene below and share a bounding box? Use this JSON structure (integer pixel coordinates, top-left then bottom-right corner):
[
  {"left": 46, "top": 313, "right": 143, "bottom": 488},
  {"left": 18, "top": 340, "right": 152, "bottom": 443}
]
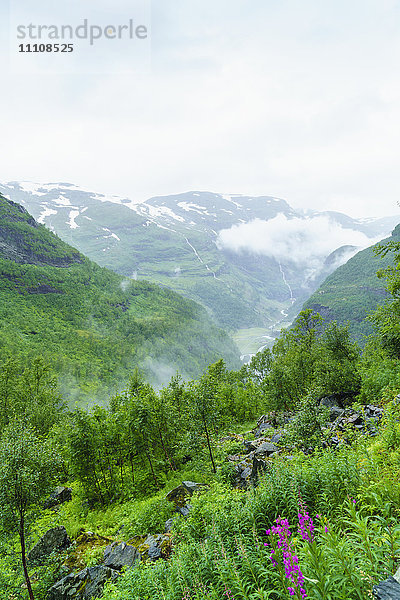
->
[{"left": 2, "top": 0, "right": 400, "bottom": 217}]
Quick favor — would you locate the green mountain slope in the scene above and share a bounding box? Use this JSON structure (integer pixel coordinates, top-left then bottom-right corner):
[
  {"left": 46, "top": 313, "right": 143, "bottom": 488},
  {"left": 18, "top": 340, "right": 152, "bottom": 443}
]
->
[
  {"left": 0, "top": 196, "right": 240, "bottom": 402},
  {"left": 2, "top": 183, "right": 397, "bottom": 351},
  {"left": 302, "top": 224, "right": 400, "bottom": 342}
]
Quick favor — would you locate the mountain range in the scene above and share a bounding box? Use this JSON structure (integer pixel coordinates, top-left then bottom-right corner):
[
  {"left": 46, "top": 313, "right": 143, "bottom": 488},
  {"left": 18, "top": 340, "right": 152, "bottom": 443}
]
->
[{"left": 1, "top": 181, "right": 398, "bottom": 356}]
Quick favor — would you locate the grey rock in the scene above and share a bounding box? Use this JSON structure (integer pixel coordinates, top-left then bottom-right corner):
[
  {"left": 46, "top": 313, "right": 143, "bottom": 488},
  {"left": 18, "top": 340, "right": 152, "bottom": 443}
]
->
[
  {"left": 373, "top": 576, "right": 400, "bottom": 599},
  {"left": 270, "top": 433, "right": 283, "bottom": 444},
  {"left": 254, "top": 423, "right": 273, "bottom": 437},
  {"left": 394, "top": 566, "right": 400, "bottom": 583},
  {"left": 166, "top": 484, "right": 187, "bottom": 504},
  {"left": 28, "top": 526, "right": 71, "bottom": 565},
  {"left": 148, "top": 545, "right": 162, "bottom": 560},
  {"left": 44, "top": 486, "right": 72, "bottom": 509},
  {"left": 240, "top": 467, "right": 252, "bottom": 479},
  {"left": 103, "top": 542, "right": 139, "bottom": 570},
  {"left": 48, "top": 566, "right": 119, "bottom": 600},
  {"left": 320, "top": 395, "right": 344, "bottom": 409},
  {"left": 140, "top": 534, "right": 169, "bottom": 561},
  {"left": 255, "top": 442, "right": 278, "bottom": 455},
  {"left": 164, "top": 518, "right": 175, "bottom": 533},
  {"left": 166, "top": 481, "right": 207, "bottom": 505},
  {"left": 182, "top": 481, "right": 208, "bottom": 495},
  {"left": 177, "top": 504, "right": 191, "bottom": 517}
]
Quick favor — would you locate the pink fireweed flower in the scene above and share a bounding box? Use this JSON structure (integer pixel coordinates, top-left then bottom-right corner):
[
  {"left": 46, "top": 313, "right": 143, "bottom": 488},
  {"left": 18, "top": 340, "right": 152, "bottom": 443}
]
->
[
  {"left": 266, "top": 516, "right": 307, "bottom": 598},
  {"left": 298, "top": 509, "right": 315, "bottom": 542}
]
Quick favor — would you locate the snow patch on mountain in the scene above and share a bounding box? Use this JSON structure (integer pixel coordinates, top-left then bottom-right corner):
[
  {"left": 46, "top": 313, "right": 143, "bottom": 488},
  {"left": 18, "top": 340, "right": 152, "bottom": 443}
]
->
[
  {"left": 177, "top": 202, "right": 208, "bottom": 214},
  {"left": 67, "top": 210, "right": 80, "bottom": 229},
  {"left": 18, "top": 182, "right": 47, "bottom": 196},
  {"left": 38, "top": 207, "right": 57, "bottom": 224},
  {"left": 145, "top": 205, "right": 186, "bottom": 222}
]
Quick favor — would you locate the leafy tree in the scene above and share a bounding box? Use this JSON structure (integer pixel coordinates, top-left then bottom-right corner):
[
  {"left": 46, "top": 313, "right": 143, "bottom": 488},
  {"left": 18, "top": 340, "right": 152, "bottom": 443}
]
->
[
  {"left": 314, "top": 322, "right": 361, "bottom": 399},
  {"left": 0, "top": 356, "right": 64, "bottom": 436},
  {"left": 0, "top": 422, "right": 61, "bottom": 600},
  {"left": 370, "top": 236, "right": 400, "bottom": 357},
  {"left": 189, "top": 360, "right": 227, "bottom": 472}
]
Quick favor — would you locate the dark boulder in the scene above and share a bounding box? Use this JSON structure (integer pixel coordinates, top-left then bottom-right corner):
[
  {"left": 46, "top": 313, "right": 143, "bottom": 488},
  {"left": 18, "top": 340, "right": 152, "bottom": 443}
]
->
[
  {"left": 255, "top": 442, "right": 278, "bottom": 456},
  {"left": 28, "top": 526, "right": 71, "bottom": 565},
  {"left": 320, "top": 395, "right": 344, "bottom": 409},
  {"left": 182, "top": 481, "right": 208, "bottom": 495},
  {"left": 166, "top": 481, "right": 206, "bottom": 505},
  {"left": 373, "top": 576, "right": 400, "bottom": 599},
  {"left": 103, "top": 542, "right": 139, "bottom": 570},
  {"left": 165, "top": 484, "right": 187, "bottom": 506},
  {"left": 138, "top": 534, "right": 171, "bottom": 561},
  {"left": 47, "top": 566, "right": 119, "bottom": 600},
  {"left": 44, "top": 486, "right": 72, "bottom": 509}
]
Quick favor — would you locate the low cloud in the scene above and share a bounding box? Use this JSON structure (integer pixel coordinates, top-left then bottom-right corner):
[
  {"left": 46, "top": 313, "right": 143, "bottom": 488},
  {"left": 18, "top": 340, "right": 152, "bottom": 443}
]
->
[{"left": 216, "top": 213, "right": 379, "bottom": 267}]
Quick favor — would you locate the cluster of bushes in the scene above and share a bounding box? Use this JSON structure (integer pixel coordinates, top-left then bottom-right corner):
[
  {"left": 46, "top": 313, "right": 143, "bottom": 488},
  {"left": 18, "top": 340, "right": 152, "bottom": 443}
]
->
[{"left": 102, "top": 409, "right": 400, "bottom": 599}]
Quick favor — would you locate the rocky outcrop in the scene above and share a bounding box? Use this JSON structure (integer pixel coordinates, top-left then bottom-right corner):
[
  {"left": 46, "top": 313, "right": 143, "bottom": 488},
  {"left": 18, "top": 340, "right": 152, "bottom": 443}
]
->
[
  {"left": 103, "top": 542, "right": 139, "bottom": 570},
  {"left": 28, "top": 527, "right": 71, "bottom": 565},
  {"left": 48, "top": 530, "right": 172, "bottom": 599},
  {"left": 323, "top": 403, "right": 383, "bottom": 447},
  {"left": 47, "top": 566, "right": 119, "bottom": 600},
  {"left": 166, "top": 480, "right": 209, "bottom": 517},
  {"left": 228, "top": 402, "right": 384, "bottom": 488},
  {"left": 226, "top": 436, "right": 281, "bottom": 489}
]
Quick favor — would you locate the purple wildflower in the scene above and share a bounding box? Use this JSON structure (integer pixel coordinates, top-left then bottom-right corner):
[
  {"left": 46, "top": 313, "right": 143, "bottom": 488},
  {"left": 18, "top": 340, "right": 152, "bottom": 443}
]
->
[
  {"left": 266, "top": 516, "right": 307, "bottom": 598},
  {"left": 298, "top": 509, "right": 315, "bottom": 542}
]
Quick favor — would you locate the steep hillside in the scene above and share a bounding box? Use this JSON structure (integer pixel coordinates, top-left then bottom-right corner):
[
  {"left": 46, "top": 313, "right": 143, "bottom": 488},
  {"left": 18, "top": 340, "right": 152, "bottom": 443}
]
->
[
  {"left": 302, "top": 225, "right": 400, "bottom": 342},
  {"left": 1, "top": 183, "right": 397, "bottom": 354},
  {"left": 0, "top": 195, "right": 240, "bottom": 401}
]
